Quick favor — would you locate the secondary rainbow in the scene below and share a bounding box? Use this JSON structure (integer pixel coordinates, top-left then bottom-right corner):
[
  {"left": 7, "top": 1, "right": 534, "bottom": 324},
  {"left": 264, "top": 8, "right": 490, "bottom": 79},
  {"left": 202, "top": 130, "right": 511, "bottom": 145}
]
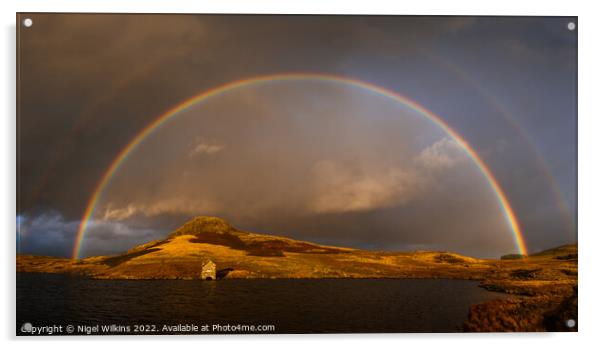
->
[
  {"left": 72, "top": 73, "right": 529, "bottom": 259},
  {"left": 425, "top": 52, "right": 575, "bottom": 237}
]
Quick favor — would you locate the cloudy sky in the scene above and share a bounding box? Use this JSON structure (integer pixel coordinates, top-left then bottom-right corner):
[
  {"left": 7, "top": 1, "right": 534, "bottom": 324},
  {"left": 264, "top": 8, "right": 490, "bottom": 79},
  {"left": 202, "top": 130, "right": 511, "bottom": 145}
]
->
[{"left": 17, "top": 14, "right": 577, "bottom": 258}]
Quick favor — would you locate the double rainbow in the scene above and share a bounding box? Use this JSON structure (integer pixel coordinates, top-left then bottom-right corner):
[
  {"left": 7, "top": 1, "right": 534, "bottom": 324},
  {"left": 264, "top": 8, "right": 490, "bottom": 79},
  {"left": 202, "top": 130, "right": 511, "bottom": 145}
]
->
[{"left": 72, "top": 73, "right": 528, "bottom": 259}]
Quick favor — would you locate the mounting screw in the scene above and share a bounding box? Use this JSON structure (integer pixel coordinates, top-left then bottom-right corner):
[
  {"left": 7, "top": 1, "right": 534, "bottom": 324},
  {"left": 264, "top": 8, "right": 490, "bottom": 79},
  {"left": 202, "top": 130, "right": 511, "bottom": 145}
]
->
[{"left": 567, "top": 22, "right": 576, "bottom": 31}]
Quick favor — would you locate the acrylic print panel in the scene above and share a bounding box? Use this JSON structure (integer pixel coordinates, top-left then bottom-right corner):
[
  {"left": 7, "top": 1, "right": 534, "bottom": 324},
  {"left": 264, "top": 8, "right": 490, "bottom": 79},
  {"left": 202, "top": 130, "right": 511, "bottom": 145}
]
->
[{"left": 16, "top": 13, "right": 577, "bottom": 335}]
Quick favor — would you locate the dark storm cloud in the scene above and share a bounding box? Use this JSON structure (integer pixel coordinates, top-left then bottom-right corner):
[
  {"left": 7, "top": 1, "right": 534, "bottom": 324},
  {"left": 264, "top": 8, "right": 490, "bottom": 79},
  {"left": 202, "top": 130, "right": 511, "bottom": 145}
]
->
[
  {"left": 19, "top": 14, "right": 474, "bottom": 217},
  {"left": 17, "top": 212, "right": 79, "bottom": 257},
  {"left": 17, "top": 14, "right": 577, "bottom": 257},
  {"left": 18, "top": 211, "right": 164, "bottom": 257}
]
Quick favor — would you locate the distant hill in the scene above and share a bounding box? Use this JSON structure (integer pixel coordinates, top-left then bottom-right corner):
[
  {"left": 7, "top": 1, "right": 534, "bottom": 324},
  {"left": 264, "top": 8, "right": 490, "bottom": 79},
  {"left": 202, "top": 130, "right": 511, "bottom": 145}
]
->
[{"left": 530, "top": 244, "right": 577, "bottom": 259}]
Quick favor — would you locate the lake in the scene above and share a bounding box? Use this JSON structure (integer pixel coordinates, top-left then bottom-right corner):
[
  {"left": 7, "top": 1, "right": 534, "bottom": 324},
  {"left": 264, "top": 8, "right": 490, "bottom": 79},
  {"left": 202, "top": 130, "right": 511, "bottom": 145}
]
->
[{"left": 16, "top": 273, "right": 502, "bottom": 335}]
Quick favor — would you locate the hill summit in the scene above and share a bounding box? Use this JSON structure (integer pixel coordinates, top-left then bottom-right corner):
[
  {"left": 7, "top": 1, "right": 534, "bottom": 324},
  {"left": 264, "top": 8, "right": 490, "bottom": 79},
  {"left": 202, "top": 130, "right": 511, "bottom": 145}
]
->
[{"left": 169, "top": 216, "right": 235, "bottom": 237}]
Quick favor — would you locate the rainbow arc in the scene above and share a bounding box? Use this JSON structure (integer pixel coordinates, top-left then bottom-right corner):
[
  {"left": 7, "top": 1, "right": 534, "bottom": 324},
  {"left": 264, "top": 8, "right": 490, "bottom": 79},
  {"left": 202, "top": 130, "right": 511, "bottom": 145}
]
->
[{"left": 72, "top": 73, "right": 528, "bottom": 259}]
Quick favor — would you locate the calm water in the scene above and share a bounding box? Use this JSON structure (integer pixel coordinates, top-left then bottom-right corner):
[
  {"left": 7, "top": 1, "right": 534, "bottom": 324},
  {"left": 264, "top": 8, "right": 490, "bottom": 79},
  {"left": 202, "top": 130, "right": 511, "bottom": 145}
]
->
[{"left": 17, "top": 273, "right": 502, "bottom": 334}]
